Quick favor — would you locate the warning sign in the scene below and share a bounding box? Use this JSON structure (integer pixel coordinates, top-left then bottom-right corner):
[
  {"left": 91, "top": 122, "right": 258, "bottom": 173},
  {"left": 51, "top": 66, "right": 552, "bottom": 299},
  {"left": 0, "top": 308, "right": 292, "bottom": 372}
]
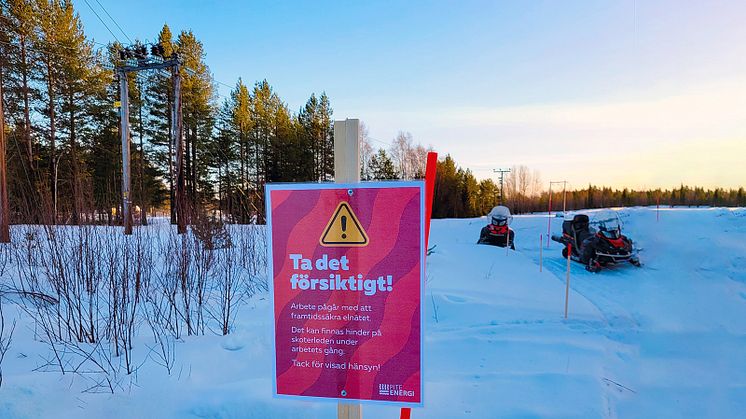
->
[
  {"left": 265, "top": 181, "right": 424, "bottom": 405},
  {"left": 320, "top": 201, "right": 369, "bottom": 247}
]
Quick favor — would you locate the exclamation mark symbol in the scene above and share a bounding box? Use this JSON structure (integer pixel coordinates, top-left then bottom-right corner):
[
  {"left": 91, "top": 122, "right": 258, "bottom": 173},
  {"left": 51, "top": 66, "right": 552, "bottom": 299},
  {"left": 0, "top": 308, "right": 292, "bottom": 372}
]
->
[{"left": 341, "top": 215, "right": 347, "bottom": 239}]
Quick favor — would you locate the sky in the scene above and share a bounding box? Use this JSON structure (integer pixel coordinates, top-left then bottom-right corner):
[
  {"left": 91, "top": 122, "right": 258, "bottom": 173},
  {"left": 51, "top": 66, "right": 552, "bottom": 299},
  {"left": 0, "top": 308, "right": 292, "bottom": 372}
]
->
[{"left": 74, "top": 0, "right": 746, "bottom": 190}]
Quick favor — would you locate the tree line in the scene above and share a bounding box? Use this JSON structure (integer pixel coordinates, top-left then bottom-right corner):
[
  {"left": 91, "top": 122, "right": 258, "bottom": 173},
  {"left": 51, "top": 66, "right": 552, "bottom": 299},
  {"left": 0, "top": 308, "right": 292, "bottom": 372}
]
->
[{"left": 432, "top": 159, "right": 746, "bottom": 218}]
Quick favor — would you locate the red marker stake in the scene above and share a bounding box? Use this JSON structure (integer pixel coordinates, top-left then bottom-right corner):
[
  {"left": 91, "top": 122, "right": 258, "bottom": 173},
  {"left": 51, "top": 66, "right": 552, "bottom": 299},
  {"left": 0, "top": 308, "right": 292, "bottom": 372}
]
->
[
  {"left": 505, "top": 225, "right": 510, "bottom": 255},
  {"left": 564, "top": 243, "right": 571, "bottom": 319},
  {"left": 547, "top": 187, "right": 553, "bottom": 248},
  {"left": 400, "top": 151, "right": 437, "bottom": 419},
  {"left": 424, "top": 151, "right": 438, "bottom": 249}
]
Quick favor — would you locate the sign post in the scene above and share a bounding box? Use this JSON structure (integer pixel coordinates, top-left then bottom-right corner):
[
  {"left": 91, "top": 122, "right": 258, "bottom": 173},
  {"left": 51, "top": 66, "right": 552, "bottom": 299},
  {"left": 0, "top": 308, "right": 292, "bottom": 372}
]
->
[{"left": 335, "top": 119, "right": 362, "bottom": 419}]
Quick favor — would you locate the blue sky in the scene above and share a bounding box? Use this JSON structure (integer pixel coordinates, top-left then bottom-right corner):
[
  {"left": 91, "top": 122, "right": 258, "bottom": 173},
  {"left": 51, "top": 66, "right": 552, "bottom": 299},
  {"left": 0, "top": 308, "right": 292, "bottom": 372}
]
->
[{"left": 75, "top": 1, "right": 746, "bottom": 189}]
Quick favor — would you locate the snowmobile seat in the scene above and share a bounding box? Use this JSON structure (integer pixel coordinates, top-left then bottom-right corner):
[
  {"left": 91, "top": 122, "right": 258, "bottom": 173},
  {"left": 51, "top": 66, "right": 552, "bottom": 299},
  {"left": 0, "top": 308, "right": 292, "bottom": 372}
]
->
[
  {"left": 567, "top": 214, "right": 592, "bottom": 245},
  {"left": 561, "top": 220, "right": 573, "bottom": 236}
]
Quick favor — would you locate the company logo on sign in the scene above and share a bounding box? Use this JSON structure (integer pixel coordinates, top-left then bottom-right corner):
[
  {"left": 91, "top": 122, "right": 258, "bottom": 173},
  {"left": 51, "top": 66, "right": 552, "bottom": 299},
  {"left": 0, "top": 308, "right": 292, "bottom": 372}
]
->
[{"left": 378, "top": 383, "right": 415, "bottom": 397}]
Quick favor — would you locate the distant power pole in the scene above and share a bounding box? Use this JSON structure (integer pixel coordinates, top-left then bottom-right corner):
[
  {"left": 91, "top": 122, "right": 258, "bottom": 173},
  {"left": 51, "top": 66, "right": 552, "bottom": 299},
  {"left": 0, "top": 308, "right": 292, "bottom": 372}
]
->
[
  {"left": 547, "top": 180, "right": 568, "bottom": 247},
  {"left": 550, "top": 180, "right": 568, "bottom": 213},
  {"left": 493, "top": 168, "right": 511, "bottom": 204},
  {"left": 0, "top": 64, "right": 9, "bottom": 243},
  {"left": 115, "top": 44, "right": 184, "bottom": 235}
]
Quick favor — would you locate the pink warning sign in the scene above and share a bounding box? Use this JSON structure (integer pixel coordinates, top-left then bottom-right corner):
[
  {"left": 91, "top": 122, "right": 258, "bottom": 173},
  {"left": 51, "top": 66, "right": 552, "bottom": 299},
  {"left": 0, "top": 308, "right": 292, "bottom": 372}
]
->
[{"left": 266, "top": 182, "right": 424, "bottom": 405}]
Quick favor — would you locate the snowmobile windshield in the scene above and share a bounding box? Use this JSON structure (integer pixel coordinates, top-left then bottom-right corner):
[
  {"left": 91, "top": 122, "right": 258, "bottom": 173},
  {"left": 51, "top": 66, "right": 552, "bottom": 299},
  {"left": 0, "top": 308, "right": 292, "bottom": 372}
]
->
[{"left": 590, "top": 210, "right": 623, "bottom": 235}]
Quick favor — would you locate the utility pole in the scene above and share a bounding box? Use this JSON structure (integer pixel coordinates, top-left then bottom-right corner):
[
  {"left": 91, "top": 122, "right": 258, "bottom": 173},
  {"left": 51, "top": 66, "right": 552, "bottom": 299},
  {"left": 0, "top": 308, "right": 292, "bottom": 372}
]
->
[
  {"left": 172, "top": 63, "right": 186, "bottom": 234},
  {"left": 493, "top": 168, "right": 511, "bottom": 204},
  {"left": 0, "top": 64, "right": 9, "bottom": 243},
  {"left": 119, "top": 70, "right": 132, "bottom": 235},
  {"left": 115, "top": 44, "right": 183, "bottom": 234},
  {"left": 550, "top": 180, "right": 568, "bottom": 213},
  {"left": 137, "top": 80, "right": 147, "bottom": 226},
  {"left": 547, "top": 180, "right": 567, "bottom": 247}
]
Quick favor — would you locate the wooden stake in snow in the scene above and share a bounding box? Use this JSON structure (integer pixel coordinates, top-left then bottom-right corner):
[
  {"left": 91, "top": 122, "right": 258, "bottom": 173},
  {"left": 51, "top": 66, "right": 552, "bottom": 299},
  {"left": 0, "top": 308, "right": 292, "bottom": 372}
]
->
[
  {"left": 505, "top": 224, "right": 510, "bottom": 255},
  {"left": 656, "top": 193, "right": 660, "bottom": 223},
  {"left": 539, "top": 235, "right": 543, "bottom": 272},
  {"left": 334, "top": 119, "right": 362, "bottom": 419},
  {"left": 564, "top": 243, "right": 571, "bottom": 319}
]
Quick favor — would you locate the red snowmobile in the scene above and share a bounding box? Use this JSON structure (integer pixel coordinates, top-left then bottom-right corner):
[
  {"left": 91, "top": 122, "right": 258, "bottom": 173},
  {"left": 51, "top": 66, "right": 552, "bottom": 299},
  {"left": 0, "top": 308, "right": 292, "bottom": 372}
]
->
[
  {"left": 551, "top": 212, "right": 640, "bottom": 272},
  {"left": 477, "top": 206, "right": 515, "bottom": 249}
]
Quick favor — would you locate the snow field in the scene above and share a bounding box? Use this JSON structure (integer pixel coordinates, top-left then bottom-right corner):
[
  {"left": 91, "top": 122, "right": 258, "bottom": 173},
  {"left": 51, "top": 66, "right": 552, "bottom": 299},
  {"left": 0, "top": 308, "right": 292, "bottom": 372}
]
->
[{"left": 0, "top": 207, "right": 745, "bottom": 418}]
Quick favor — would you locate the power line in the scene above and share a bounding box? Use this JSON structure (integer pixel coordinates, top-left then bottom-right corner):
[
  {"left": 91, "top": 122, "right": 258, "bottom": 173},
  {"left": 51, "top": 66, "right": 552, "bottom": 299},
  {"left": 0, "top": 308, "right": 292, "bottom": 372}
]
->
[
  {"left": 81, "top": 0, "right": 120, "bottom": 43},
  {"left": 92, "top": 0, "right": 133, "bottom": 44},
  {"left": 367, "top": 136, "right": 392, "bottom": 147},
  {"left": 0, "top": 37, "right": 109, "bottom": 56},
  {"left": 212, "top": 78, "right": 235, "bottom": 90}
]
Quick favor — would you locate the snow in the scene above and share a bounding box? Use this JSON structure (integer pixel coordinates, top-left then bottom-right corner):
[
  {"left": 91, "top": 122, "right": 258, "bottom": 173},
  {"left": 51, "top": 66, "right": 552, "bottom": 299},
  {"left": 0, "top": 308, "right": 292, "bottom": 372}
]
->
[{"left": 1, "top": 207, "right": 745, "bottom": 418}]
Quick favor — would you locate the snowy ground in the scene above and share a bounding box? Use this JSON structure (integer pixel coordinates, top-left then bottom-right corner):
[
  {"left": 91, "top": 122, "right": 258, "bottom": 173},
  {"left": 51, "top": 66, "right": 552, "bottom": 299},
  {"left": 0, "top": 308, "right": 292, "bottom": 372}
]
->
[{"left": 1, "top": 207, "right": 745, "bottom": 418}]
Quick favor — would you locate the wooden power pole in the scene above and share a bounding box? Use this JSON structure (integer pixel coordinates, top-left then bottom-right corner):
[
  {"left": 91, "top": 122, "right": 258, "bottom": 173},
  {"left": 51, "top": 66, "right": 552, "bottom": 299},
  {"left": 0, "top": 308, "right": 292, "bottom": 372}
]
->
[
  {"left": 116, "top": 44, "right": 183, "bottom": 235},
  {"left": 119, "top": 70, "right": 133, "bottom": 235},
  {"left": 0, "top": 65, "right": 10, "bottom": 243},
  {"left": 172, "top": 64, "right": 186, "bottom": 234},
  {"left": 493, "top": 168, "right": 511, "bottom": 205}
]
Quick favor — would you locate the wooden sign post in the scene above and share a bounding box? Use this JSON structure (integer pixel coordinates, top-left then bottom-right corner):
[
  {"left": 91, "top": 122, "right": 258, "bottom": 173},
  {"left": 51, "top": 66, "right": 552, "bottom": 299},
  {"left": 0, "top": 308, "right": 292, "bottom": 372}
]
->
[{"left": 334, "top": 119, "right": 362, "bottom": 419}]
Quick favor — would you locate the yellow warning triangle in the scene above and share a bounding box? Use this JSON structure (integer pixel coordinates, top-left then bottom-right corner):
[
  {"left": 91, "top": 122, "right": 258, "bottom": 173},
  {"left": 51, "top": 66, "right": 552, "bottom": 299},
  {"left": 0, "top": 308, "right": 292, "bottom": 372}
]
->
[{"left": 319, "top": 201, "right": 369, "bottom": 247}]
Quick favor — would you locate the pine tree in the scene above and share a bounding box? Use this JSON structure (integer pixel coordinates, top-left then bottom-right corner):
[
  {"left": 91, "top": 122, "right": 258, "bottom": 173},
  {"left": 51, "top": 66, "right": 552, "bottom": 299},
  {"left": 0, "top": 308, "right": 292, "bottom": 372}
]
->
[
  {"left": 298, "top": 93, "right": 334, "bottom": 181},
  {"left": 177, "top": 30, "right": 215, "bottom": 209},
  {"left": 35, "top": 0, "right": 68, "bottom": 221},
  {"left": 2, "top": 0, "right": 37, "bottom": 173},
  {"left": 87, "top": 45, "right": 121, "bottom": 224},
  {"left": 214, "top": 79, "right": 249, "bottom": 221},
  {"left": 368, "top": 148, "right": 398, "bottom": 180},
  {"left": 144, "top": 24, "right": 176, "bottom": 222},
  {"left": 51, "top": 0, "right": 98, "bottom": 224}
]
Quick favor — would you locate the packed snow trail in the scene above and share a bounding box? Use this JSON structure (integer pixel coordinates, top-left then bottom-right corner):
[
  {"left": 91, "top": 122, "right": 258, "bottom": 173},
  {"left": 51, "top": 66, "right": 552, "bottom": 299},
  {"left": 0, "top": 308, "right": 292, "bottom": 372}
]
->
[
  {"left": 514, "top": 207, "right": 746, "bottom": 417},
  {"left": 0, "top": 208, "right": 745, "bottom": 418}
]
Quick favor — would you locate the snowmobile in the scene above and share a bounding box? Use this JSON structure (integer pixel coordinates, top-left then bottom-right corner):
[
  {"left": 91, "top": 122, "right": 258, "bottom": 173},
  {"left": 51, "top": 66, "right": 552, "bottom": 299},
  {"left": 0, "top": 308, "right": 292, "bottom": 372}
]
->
[
  {"left": 477, "top": 205, "right": 515, "bottom": 249},
  {"left": 551, "top": 211, "right": 640, "bottom": 272}
]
